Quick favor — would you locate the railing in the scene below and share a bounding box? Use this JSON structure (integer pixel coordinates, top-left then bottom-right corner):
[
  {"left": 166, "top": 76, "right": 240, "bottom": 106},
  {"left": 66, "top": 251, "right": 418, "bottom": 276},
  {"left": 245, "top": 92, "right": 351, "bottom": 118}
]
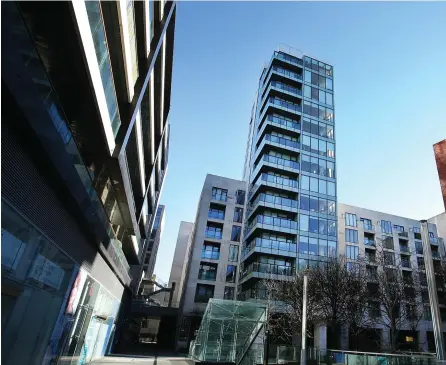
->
[
  {"left": 269, "top": 96, "right": 302, "bottom": 113},
  {"left": 242, "top": 262, "right": 295, "bottom": 277},
  {"left": 109, "top": 238, "right": 131, "bottom": 273},
  {"left": 262, "top": 154, "right": 300, "bottom": 170},
  {"left": 274, "top": 51, "right": 304, "bottom": 66},
  {"left": 270, "top": 81, "right": 302, "bottom": 96},
  {"left": 243, "top": 237, "right": 297, "bottom": 257},
  {"left": 265, "top": 134, "right": 300, "bottom": 149},
  {"left": 208, "top": 211, "right": 224, "bottom": 220},
  {"left": 402, "top": 260, "right": 411, "bottom": 268},
  {"left": 272, "top": 65, "right": 303, "bottom": 81},
  {"left": 256, "top": 173, "right": 299, "bottom": 188},
  {"left": 266, "top": 114, "right": 300, "bottom": 130},
  {"left": 430, "top": 236, "right": 438, "bottom": 244},
  {"left": 201, "top": 251, "right": 219, "bottom": 260},
  {"left": 399, "top": 231, "right": 409, "bottom": 238},
  {"left": 204, "top": 229, "right": 222, "bottom": 239},
  {"left": 250, "top": 192, "right": 298, "bottom": 210},
  {"left": 364, "top": 238, "right": 376, "bottom": 246},
  {"left": 198, "top": 271, "right": 217, "bottom": 281},
  {"left": 400, "top": 245, "right": 410, "bottom": 253},
  {"left": 363, "top": 222, "right": 375, "bottom": 231},
  {"left": 432, "top": 251, "right": 441, "bottom": 259},
  {"left": 247, "top": 215, "right": 298, "bottom": 231}
]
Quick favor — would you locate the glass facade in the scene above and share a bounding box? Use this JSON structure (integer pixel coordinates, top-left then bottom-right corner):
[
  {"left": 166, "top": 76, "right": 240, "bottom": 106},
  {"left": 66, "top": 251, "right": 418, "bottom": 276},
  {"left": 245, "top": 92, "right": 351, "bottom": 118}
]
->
[
  {"left": 240, "top": 50, "right": 337, "bottom": 300},
  {"left": 1, "top": 200, "right": 121, "bottom": 365}
]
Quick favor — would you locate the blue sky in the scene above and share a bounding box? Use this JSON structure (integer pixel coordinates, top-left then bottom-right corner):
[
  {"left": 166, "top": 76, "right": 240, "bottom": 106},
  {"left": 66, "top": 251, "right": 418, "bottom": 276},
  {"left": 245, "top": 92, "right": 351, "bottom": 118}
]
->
[{"left": 154, "top": 1, "right": 446, "bottom": 283}]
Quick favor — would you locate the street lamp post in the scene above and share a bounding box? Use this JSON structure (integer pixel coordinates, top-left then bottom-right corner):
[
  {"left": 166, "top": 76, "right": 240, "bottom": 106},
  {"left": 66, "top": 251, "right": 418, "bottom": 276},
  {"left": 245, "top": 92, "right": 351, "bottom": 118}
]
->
[
  {"left": 420, "top": 220, "right": 445, "bottom": 360},
  {"left": 301, "top": 268, "right": 309, "bottom": 365}
]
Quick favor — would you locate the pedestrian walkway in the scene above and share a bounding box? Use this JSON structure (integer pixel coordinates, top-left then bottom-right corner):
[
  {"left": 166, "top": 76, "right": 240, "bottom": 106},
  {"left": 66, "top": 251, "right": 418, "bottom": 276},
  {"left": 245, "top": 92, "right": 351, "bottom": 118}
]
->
[{"left": 87, "top": 355, "right": 194, "bottom": 365}]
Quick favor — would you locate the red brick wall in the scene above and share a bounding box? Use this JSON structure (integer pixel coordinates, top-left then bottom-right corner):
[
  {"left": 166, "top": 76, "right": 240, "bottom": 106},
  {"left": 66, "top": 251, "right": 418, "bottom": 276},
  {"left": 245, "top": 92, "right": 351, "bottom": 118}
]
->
[{"left": 434, "top": 139, "right": 446, "bottom": 210}]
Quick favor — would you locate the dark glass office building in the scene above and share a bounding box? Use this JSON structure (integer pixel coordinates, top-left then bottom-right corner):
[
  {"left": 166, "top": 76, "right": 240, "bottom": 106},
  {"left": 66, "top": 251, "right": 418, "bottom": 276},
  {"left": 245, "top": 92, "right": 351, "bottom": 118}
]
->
[
  {"left": 1, "top": 1, "right": 175, "bottom": 364},
  {"left": 240, "top": 48, "right": 337, "bottom": 300}
]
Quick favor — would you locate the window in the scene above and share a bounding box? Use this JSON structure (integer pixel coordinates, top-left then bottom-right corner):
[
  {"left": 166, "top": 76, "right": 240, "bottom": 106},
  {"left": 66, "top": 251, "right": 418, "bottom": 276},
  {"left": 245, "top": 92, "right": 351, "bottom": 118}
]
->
[
  {"left": 319, "top": 159, "right": 327, "bottom": 176},
  {"left": 308, "top": 237, "right": 318, "bottom": 255},
  {"left": 345, "top": 213, "right": 357, "bottom": 227},
  {"left": 328, "top": 240, "right": 337, "bottom": 257},
  {"left": 208, "top": 205, "right": 225, "bottom": 220},
  {"left": 381, "top": 220, "right": 392, "bottom": 234},
  {"left": 328, "top": 200, "right": 336, "bottom": 216},
  {"left": 224, "top": 286, "right": 234, "bottom": 300},
  {"left": 415, "top": 241, "right": 423, "bottom": 255},
  {"left": 302, "top": 155, "right": 310, "bottom": 172},
  {"left": 233, "top": 207, "right": 243, "bottom": 223},
  {"left": 345, "top": 229, "right": 358, "bottom": 243},
  {"left": 413, "top": 226, "right": 421, "bottom": 240},
  {"left": 319, "top": 218, "right": 327, "bottom": 235},
  {"left": 198, "top": 262, "right": 218, "bottom": 281},
  {"left": 201, "top": 243, "right": 220, "bottom": 260},
  {"left": 328, "top": 220, "right": 337, "bottom": 236},
  {"left": 310, "top": 177, "right": 318, "bottom": 192},
  {"left": 300, "top": 195, "right": 310, "bottom": 211},
  {"left": 309, "top": 217, "right": 319, "bottom": 233},
  {"left": 236, "top": 190, "right": 245, "bottom": 205},
  {"left": 205, "top": 224, "right": 223, "bottom": 239},
  {"left": 299, "top": 214, "right": 309, "bottom": 232},
  {"left": 301, "top": 175, "right": 310, "bottom": 190},
  {"left": 393, "top": 225, "right": 404, "bottom": 232},
  {"left": 319, "top": 179, "right": 327, "bottom": 194},
  {"left": 195, "top": 284, "right": 214, "bottom": 303},
  {"left": 326, "top": 93, "right": 333, "bottom": 106},
  {"left": 319, "top": 199, "right": 327, "bottom": 214},
  {"left": 231, "top": 225, "right": 241, "bottom": 242},
  {"left": 309, "top": 196, "right": 318, "bottom": 212},
  {"left": 384, "top": 252, "right": 395, "bottom": 266},
  {"left": 212, "top": 187, "right": 227, "bottom": 202},
  {"left": 319, "top": 239, "right": 328, "bottom": 256},
  {"left": 346, "top": 245, "right": 359, "bottom": 260},
  {"left": 368, "top": 301, "right": 380, "bottom": 318},
  {"left": 326, "top": 78, "right": 333, "bottom": 91},
  {"left": 226, "top": 265, "right": 237, "bottom": 282},
  {"left": 299, "top": 236, "right": 309, "bottom": 254},
  {"left": 327, "top": 181, "right": 336, "bottom": 197},
  {"left": 228, "top": 245, "right": 239, "bottom": 262},
  {"left": 327, "top": 143, "right": 335, "bottom": 158},
  {"left": 311, "top": 72, "right": 318, "bottom": 85}
]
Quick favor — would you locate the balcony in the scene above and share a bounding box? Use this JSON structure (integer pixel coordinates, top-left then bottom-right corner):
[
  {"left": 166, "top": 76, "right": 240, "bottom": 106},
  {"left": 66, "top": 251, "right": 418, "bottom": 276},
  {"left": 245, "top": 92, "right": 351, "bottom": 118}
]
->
[
  {"left": 201, "top": 251, "right": 220, "bottom": 260},
  {"left": 264, "top": 134, "right": 300, "bottom": 150},
  {"left": 401, "top": 260, "right": 411, "bottom": 269},
  {"left": 242, "top": 237, "right": 297, "bottom": 259},
  {"left": 208, "top": 211, "right": 224, "bottom": 220},
  {"left": 430, "top": 236, "right": 438, "bottom": 244},
  {"left": 274, "top": 51, "right": 304, "bottom": 68},
  {"left": 248, "top": 192, "right": 298, "bottom": 217},
  {"left": 399, "top": 246, "right": 411, "bottom": 255},
  {"left": 270, "top": 81, "right": 302, "bottom": 97},
  {"left": 363, "top": 222, "right": 375, "bottom": 232},
  {"left": 364, "top": 238, "right": 376, "bottom": 247},
  {"left": 432, "top": 251, "right": 441, "bottom": 260},
  {"left": 198, "top": 271, "right": 217, "bottom": 281},
  {"left": 204, "top": 229, "right": 222, "bottom": 240},
  {"left": 245, "top": 214, "right": 298, "bottom": 237},
  {"left": 271, "top": 65, "right": 303, "bottom": 82},
  {"left": 242, "top": 262, "right": 295, "bottom": 278},
  {"left": 267, "top": 96, "right": 302, "bottom": 115},
  {"left": 398, "top": 231, "right": 409, "bottom": 239},
  {"left": 262, "top": 154, "right": 300, "bottom": 170}
]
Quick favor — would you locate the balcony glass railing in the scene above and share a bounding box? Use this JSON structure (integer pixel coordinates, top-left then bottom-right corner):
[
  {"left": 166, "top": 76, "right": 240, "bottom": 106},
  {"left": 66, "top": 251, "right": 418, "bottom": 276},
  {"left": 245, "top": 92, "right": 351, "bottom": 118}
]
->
[
  {"left": 201, "top": 251, "right": 220, "bottom": 260},
  {"left": 432, "top": 251, "right": 441, "bottom": 259},
  {"left": 364, "top": 238, "right": 376, "bottom": 246},
  {"left": 250, "top": 193, "right": 298, "bottom": 210},
  {"left": 401, "top": 261, "right": 411, "bottom": 268},
  {"left": 263, "top": 154, "right": 300, "bottom": 170},
  {"left": 204, "top": 229, "right": 222, "bottom": 239},
  {"left": 430, "top": 237, "right": 438, "bottom": 244},
  {"left": 266, "top": 114, "right": 300, "bottom": 130},
  {"left": 399, "top": 246, "right": 410, "bottom": 253},
  {"left": 270, "top": 81, "right": 302, "bottom": 96},
  {"left": 274, "top": 51, "right": 304, "bottom": 67},
  {"left": 265, "top": 134, "right": 300, "bottom": 149},
  {"left": 257, "top": 173, "right": 299, "bottom": 189},
  {"left": 363, "top": 222, "right": 375, "bottom": 231},
  {"left": 243, "top": 262, "right": 295, "bottom": 277},
  {"left": 398, "top": 231, "right": 409, "bottom": 238},
  {"left": 208, "top": 211, "right": 224, "bottom": 220},
  {"left": 198, "top": 271, "right": 217, "bottom": 281},
  {"left": 272, "top": 66, "right": 303, "bottom": 81},
  {"left": 246, "top": 215, "right": 298, "bottom": 232},
  {"left": 243, "top": 238, "right": 297, "bottom": 257},
  {"left": 269, "top": 97, "right": 302, "bottom": 113}
]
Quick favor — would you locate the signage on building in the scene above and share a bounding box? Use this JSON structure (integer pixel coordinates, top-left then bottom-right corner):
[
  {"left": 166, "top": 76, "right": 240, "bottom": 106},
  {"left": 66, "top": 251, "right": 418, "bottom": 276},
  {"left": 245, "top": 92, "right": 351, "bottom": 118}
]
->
[
  {"left": 1, "top": 229, "right": 26, "bottom": 270},
  {"left": 28, "top": 254, "right": 65, "bottom": 290}
]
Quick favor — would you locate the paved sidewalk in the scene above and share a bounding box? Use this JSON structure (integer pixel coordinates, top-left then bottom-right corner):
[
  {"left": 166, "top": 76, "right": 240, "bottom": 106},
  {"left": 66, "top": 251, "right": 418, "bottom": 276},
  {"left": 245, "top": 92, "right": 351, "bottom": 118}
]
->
[{"left": 87, "top": 355, "right": 193, "bottom": 365}]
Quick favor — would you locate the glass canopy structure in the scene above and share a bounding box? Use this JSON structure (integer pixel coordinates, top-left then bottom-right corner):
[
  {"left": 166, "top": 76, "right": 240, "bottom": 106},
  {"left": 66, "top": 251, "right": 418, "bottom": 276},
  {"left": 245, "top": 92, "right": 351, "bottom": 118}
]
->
[{"left": 189, "top": 299, "right": 267, "bottom": 364}]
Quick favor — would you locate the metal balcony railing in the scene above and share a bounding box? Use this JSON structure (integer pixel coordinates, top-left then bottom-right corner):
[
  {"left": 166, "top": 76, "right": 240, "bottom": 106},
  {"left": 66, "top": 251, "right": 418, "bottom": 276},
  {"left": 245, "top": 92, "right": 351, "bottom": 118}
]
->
[{"left": 265, "top": 134, "right": 300, "bottom": 149}]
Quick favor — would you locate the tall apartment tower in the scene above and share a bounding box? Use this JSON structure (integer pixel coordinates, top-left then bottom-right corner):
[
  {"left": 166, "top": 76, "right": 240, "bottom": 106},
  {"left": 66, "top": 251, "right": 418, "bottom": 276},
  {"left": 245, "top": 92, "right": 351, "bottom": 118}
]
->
[{"left": 240, "top": 48, "right": 337, "bottom": 300}]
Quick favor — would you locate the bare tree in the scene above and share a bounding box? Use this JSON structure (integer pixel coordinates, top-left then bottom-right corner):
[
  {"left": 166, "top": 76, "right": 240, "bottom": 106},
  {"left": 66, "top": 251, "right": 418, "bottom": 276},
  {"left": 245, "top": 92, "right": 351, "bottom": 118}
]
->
[
  {"left": 372, "top": 236, "right": 424, "bottom": 352},
  {"left": 309, "top": 255, "right": 369, "bottom": 349}
]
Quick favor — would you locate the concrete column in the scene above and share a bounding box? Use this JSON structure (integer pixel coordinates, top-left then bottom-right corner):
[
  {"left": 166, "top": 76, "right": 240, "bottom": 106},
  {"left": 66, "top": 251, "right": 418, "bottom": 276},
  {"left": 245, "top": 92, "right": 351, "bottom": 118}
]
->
[
  {"left": 419, "top": 329, "right": 429, "bottom": 352},
  {"left": 314, "top": 325, "right": 327, "bottom": 350}
]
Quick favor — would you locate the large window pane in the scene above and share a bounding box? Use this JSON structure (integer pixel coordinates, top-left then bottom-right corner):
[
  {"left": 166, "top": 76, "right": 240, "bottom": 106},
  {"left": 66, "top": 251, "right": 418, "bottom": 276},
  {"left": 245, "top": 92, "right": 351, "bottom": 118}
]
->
[
  {"left": 309, "top": 217, "right": 319, "bottom": 233},
  {"left": 319, "top": 180, "right": 327, "bottom": 194},
  {"left": 326, "top": 78, "right": 333, "bottom": 91},
  {"left": 327, "top": 182, "right": 336, "bottom": 196},
  {"left": 299, "top": 214, "right": 309, "bottom": 232},
  {"left": 310, "top": 177, "right": 318, "bottom": 192},
  {"left": 309, "top": 196, "right": 318, "bottom": 212},
  {"left": 308, "top": 238, "right": 318, "bottom": 255},
  {"left": 300, "top": 195, "right": 310, "bottom": 211},
  {"left": 299, "top": 236, "right": 309, "bottom": 254},
  {"left": 301, "top": 175, "right": 310, "bottom": 191},
  {"left": 304, "top": 85, "right": 311, "bottom": 98},
  {"left": 319, "top": 219, "right": 327, "bottom": 235},
  {"left": 319, "top": 159, "right": 327, "bottom": 176},
  {"left": 326, "top": 93, "right": 333, "bottom": 106},
  {"left": 319, "top": 199, "right": 327, "bottom": 214}
]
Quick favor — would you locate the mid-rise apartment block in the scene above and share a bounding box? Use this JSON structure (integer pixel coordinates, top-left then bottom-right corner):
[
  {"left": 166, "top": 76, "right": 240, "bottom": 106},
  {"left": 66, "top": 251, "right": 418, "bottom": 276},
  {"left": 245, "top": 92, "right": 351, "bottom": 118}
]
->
[
  {"left": 176, "top": 174, "right": 246, "bottom": 350},
  {"left": 240, "top": 48, "right": 337, "bottom": 300},
  {"left": 338, "top": 203, "right": 446, "bottom": 352},
  {"left": 1, "top": 1, "right": 175, "bottom": 364}
]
